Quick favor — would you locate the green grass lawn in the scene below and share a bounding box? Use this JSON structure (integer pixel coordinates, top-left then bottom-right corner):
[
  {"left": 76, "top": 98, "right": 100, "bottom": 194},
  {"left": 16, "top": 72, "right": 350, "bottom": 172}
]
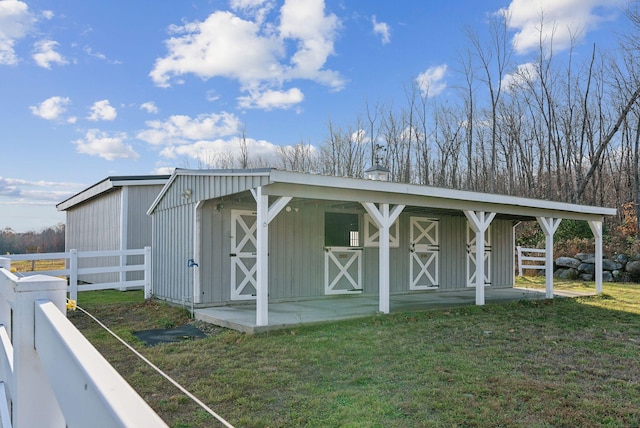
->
[{"left": 70, "top": 279, "right": 640, "bottom": 427}]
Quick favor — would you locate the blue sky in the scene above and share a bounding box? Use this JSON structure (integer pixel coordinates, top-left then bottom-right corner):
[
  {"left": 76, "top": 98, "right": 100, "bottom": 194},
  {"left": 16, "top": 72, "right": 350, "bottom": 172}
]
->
[{"left": 0, "top": 0, "right": 630, "bottom": 232}]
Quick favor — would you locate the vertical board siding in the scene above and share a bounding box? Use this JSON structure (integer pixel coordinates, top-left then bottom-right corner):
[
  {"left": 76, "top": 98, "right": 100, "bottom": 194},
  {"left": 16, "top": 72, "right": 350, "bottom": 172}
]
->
[
  {"left": 153, "top": 174, "right": 271, "bottom": 212},
  {"left": 490, "top": 219, "right": 515, "bottom": 287},
  {"left": 66, "top": 189, "right": 121, "bottom": 284},
  {"left": 126, "top": 185, "right": 164, "bottom": 280},
  {"left": 439, "top": 216, "right": 466, "bottom": 289},
  {"left": 152, "top": 203, "right": 193, "bottom": 303}
]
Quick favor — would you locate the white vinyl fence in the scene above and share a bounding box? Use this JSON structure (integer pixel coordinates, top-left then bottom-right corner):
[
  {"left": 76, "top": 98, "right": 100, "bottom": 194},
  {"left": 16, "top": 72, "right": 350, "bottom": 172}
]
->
[
  {"left": 6, "top": 247, "right": 151, "bottom": 301},
  {"left": 516, "top": 246, "right": 546, "bottom": 276},
  {"left": 0, "top": 257, "right": 167, "bottom": 427}
]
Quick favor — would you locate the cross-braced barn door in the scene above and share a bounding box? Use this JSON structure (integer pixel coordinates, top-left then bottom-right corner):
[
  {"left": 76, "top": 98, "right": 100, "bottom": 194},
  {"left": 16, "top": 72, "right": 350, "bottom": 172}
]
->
[
  {"left": 324, "top": 247, "right": 363, "bottom": 294},
  {"left": 230, "top": 210, "right": 258, "bottom": 300},
  {"left": 409, "top": 217, "right": 439, "bottom": 289},
  {"left": 466, "top": 223, "right": 491, "bottom": 287}
]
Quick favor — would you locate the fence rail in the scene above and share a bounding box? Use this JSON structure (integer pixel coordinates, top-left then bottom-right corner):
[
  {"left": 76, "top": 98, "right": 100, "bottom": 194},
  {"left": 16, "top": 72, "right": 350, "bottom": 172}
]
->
[
  {"left": 0, "top": 257, "right": 167, "bottom": 427},
  {"left": 516, "top": 246, "right": 546, "bottom": 276},
  {"left": 6, "top": 247, "right": 151, "bottom": 301}
]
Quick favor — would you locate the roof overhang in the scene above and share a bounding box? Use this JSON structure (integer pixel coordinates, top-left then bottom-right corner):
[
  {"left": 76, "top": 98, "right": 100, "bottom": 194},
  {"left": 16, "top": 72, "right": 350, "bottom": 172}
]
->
[
  {"left": 263, "top": 170, "right": 616, "bottom": 222},
  {"left": 147, "top": 168, "right": 616, "bottom": 222},
  {"left": 57, "top": 175, "right": 170, "bottom": 211}
]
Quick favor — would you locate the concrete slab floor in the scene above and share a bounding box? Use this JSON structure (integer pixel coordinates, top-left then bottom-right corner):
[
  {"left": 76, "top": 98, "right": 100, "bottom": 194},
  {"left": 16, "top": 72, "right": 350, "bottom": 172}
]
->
[{"left": 193, "top": 287, "right": 596, "bottom": 334}]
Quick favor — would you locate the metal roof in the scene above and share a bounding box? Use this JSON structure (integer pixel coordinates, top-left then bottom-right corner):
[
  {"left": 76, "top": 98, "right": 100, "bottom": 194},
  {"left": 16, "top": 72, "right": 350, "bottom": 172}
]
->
[
  {"left": 147, "top": 168, "right": 616, "bottom": 221},
  {"left": 56, "top": 175, "right": 170, "bottom": 211}
]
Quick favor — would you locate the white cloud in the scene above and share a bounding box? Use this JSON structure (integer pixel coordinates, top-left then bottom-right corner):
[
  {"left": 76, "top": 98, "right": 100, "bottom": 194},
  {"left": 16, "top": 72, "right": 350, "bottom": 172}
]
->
[
  {"left": 150, "top": 11, "right": 283, "bottom": 88},
  {"left": 501, "top": 61, "right": 537, "bottom": 92},
  {"left": 0, "top": 0, "right": 35, "bottom": 65},
  {"left": 30, "top": 96, "right": 70, "bottom": 120},
  {"left": 87, "top": 100, "right": 117, "bottom": 121},
  {"left": 279, "top": 0, "right": 342, "bottom": 86},
  {"left": 150, "top": 0, "right": 343, "bottom": 110},
  {"left": 83, "top": 46, "right": 121, "bottom": 64},
  {"left": 152, "top": 165, "right": 176, "bottom": 175},
  {"left": 351, "top": 129, "right": 369, "bottom": 144},
  {"left": 140, "top": 101, "right": 158, "bottom": 114},
  {"left": 0, "top": 176, "right": 84, "bottom": 202},
  {"left": 237, "top": 87, "right": 304, "bottom": 109},
  {"left": 83, "top": 46, "right": 106, "bottom": 60},
  {"left": 372, "top": 15, "right": 390, "bottom": 44},
  {"left": 74, "top": 129, "right": 139, "bottom": 160},
  {"left": 159, "top": 136, "right": 281, "bottom": 167},
  {"left": 416, "top": 64, "right": 448, "bottom": 97},
  {"left": 32, "top": 39, "right": 67, "bottom": 69},
  {"left": 499, "top": 0, "right": 624, "bottom": 55},
  {"left": 137, "top": 112, "right": 241, "bottom": 146},
  {"left": 230, "top": 0, "right": 275, "bottom": 25}
]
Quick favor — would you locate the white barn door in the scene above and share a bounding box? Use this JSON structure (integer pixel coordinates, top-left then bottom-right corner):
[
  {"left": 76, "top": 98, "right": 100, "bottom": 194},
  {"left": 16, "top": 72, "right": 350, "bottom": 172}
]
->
[
  {"left": 324, "top": 247, "right": 363, "bottom": 294},
  {"left": 230, "top": 210, "right": 258, "bottom": 300},
  {"left": 409, "top": 217, "right": 439, "bottom": 289},
  {"left": 466, "top": 222, "right": 491, "bottom": 287}
]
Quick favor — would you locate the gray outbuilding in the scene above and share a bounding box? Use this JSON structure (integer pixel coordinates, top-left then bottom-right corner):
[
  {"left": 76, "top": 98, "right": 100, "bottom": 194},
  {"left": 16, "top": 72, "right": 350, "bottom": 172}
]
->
[
  {"left": 57, "top": 175, "right": 169, "bottom": 283},
  {"left": 147, "top": 168, "right": 616, "bottom": 329}
]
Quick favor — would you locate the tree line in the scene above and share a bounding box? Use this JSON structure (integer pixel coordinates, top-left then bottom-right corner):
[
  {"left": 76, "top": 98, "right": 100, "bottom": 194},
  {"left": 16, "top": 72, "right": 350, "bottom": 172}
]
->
[
  {"left": 0, "top": 224, "right": 65, "bottom": 255},
  {"left": 199, "top": 5, "right": 640, "bottom": 243}
]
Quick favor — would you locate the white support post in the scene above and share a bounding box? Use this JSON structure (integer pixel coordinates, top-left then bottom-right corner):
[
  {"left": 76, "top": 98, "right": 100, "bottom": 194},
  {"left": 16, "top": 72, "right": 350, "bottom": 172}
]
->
[
  {"left": 537, "top": 217, "right": 561, "bottom": 299},
  {"left": 256, "top": 187, "right": 269, "bottom": 327},
  {"left": 69, "top": 249, "right": 78, "bottom": 302},
  {"left": 143, "top": 246, "right": 152, "bottom": 300},
  {"left": 254, "top": 188, "right": 291, "bottom": 327},
  {"left": 463, "top": 211, "right": 496, "bottom": 306},
  {"left": 379, "top": 204, "right": 391, "bottom": 314},
  {"left": 12, "top": 274, "right": 67, "bottom": 427},
  {"left": 362, "top": 202, "right": 405, "bottom": 314},
  {"left": 588, "top": 219, "right": 603, "bottom": 294}
]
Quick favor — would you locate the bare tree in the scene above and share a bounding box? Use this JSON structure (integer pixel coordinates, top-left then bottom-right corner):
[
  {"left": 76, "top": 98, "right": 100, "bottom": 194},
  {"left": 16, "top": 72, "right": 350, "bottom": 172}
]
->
[
  {"left": 467, "top": 12, "right": 513, "bottom": 192},
  {"left": 238, "top": 124, "right": 249, "bottom": 168}
]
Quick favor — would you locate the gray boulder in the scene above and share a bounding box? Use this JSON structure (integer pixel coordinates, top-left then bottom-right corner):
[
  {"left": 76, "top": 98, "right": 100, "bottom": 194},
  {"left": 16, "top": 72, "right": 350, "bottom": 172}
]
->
[
  {"left": 625, "top": 260, "right": 640, "bottom": 275},
  {"left": 582, "top": 257, "right": 596, "bottom": 264},
  {"left": 602, "top": 271, "right": 614, "bottom": 282},
  {"left": 602, "top": 259, "right": 623, "bottom": 271},
  {"left": 554, "top": 268, "right": 579, "bottom": 280},
  {"left": 612, "top": 270, "right": 621, "bottom": 280},
  {"left": 615, "top": 254, "right": 629, "bottom": 264},
  {"left": 577, "top": 263, "right": 595, "bottom": 274},
  {"left": 555, "top": 257, "right": 581, "bottom": 269},
  {"left": 579, "top": 273, "right": 593, "bottom": 281},
  {"left": 575, "top": 253, "right": 595, "bottom": 261}
]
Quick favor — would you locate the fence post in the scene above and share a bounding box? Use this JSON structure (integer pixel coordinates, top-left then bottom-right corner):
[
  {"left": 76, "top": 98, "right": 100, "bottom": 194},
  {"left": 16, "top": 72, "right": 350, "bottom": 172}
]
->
[
  {"left": 12, "top": 273, "right": 67, "bottom": 427},
  {"left": 144, "top": 246, "right": 152, "bottom": 300},
  {"left": 69, "top": 249, "right": 78, "bottom": 302},
  {"left": 0, "top": 258, "right": 11, "bottom": 340},
  {"left": 516, "top": 246, "right": 522, "bottom": 277}
]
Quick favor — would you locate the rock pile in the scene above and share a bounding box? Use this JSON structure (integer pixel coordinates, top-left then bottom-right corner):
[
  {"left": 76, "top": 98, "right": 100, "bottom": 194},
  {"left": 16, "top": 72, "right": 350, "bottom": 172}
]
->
[{"left": 554, "top": 253, "right": 640, "bottom": 282}]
